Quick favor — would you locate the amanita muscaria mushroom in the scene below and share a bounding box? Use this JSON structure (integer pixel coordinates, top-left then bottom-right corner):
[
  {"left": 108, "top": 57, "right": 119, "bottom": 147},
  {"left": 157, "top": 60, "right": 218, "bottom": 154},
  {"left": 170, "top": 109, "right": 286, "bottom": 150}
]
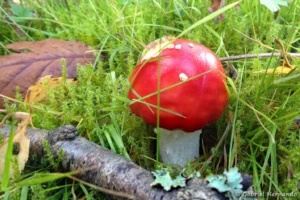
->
[{"left": 127, "top": 36, "right": 228, "bottom": 166}]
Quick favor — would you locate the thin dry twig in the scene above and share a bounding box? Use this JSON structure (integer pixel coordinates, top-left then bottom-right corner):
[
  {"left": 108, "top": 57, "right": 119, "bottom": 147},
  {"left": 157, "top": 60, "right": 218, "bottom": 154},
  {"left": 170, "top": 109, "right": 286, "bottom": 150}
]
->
[
  {"left": 71, "top": 180, "right": 77, "bottom": 200},
  {"left": 220, "top": 52, "right": 300, "bottom": 62},
  {"left": 234, "top": 28, "right": 276, "bottom": 51},
  {"left": 263, "top": 89, "right": 277, "bottom": 111},
  {"left": 248, "top": 101, "right": 275, "bottom": 143},
  {"left": 274, "top": 38, "right": 293, "bottom": 68},
  {"left": 116, "top": 33, "right": 147, "bottom": 49}
]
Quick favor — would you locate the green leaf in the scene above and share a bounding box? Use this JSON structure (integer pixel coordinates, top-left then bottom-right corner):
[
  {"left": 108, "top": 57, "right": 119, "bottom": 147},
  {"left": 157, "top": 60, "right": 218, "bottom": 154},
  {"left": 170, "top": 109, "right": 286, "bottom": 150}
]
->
[
  {"left": 260, "top": 0, "right": 289, "bottom": 12},
  {"left": 150, "top": 170, "right": 186, "bottom": 191},
  {"left": 10, "top": 4, "right": 32, "bottom": 18}
]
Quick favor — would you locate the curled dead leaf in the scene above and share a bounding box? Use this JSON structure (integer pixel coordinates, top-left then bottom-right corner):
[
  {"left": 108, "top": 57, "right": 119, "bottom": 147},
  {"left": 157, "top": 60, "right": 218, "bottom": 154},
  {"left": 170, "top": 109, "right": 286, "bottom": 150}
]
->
[
  {"left": 0, "top": 112, "right": 32, "bottom": 181},
  {"left": 0, "top": 39, "right": 95, "bottom": 108},
  {"left": 25, "top": 75, "right": 77, "bottom": 104}
]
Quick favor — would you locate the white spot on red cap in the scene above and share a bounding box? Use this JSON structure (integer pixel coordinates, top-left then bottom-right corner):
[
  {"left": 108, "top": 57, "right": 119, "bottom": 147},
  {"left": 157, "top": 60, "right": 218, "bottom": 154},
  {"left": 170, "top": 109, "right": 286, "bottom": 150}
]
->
[
  {"left": 175, "top": 44, "right": 182, "bottom": 49},
  {"left": 168, "top": 44, "right": 174, "bottom": 49},
  {"left": 188, "top": 43, "right": 194, "bottom": 48},
  {"left": 179, "top": 73, "right": 188, "bottom": 81}
]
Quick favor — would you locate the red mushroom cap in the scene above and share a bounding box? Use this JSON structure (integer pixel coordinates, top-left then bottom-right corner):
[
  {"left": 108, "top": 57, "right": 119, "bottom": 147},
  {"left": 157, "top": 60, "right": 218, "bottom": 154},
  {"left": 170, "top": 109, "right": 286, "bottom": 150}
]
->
[{"left": 128, "top": 37, "right": 228, "bottom": 132}]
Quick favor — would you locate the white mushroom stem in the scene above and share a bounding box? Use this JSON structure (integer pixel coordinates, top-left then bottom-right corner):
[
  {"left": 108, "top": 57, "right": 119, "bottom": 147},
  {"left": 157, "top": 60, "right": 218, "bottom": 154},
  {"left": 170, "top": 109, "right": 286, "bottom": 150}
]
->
[{"left": 155, "top": 128, "right": 202, "bottom": 166}]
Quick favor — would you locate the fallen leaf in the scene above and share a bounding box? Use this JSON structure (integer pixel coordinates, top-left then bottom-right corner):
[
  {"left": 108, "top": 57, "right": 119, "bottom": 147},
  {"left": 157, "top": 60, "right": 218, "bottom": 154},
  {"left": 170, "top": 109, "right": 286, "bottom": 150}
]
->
[
  {"left": 25, "top": 75, "right": 77, "bottom": 104},
  {"left": 252, "top": 66, "right": 295, "bottom": 74},
  {"left": 0, "top": 39, "right": 95, "bottom": 108},
  {"left": 208, "top": 0, "right": 225, "bottom": 21},
  {"left": 0, "top": 112, "right": 32, "bottom": 181}
]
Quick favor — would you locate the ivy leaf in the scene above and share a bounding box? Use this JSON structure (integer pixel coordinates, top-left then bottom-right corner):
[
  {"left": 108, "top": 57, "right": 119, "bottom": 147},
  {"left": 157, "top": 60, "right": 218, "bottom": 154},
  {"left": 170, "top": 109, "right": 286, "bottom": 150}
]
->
[
  {"left": 150, "top": 170, "right": 186, "bottom": 191},
  {"left": 260, "top": 0, "right": 289, "bottom": 12}
]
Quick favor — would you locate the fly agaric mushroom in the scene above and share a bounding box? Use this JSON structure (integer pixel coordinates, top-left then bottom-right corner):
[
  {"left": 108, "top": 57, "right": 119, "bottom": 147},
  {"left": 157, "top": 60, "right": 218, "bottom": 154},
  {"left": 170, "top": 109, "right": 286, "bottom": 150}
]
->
[{"left": 127, "top": 36, "right": 228, "bottom": 166}]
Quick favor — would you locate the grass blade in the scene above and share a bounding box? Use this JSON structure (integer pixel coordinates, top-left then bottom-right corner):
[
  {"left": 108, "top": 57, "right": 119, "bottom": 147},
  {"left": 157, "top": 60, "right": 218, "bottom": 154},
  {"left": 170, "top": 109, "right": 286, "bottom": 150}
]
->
[{"left": 1, "top": 124, "right": 15, "bottom": 190}]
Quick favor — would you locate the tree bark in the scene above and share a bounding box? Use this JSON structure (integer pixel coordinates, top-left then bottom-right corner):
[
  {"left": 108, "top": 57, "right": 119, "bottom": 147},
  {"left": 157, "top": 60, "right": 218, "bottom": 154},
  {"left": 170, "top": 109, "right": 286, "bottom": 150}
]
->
[{"left": 0, "top": 124, "right": 228, "bottom": 200}]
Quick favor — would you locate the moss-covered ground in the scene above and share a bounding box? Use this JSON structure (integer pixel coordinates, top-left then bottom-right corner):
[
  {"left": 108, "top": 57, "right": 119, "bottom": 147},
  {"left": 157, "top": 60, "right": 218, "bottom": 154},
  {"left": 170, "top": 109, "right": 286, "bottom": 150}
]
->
[{"left": 0, "top": 0, "right": 300, "bottom": 199}]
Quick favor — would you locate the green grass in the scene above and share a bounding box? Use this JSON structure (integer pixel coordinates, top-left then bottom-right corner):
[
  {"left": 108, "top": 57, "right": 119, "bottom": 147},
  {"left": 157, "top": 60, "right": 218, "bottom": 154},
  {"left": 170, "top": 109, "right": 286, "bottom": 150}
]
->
[{"left": 1, "top": 0, "right": 300, "bottom": 199}]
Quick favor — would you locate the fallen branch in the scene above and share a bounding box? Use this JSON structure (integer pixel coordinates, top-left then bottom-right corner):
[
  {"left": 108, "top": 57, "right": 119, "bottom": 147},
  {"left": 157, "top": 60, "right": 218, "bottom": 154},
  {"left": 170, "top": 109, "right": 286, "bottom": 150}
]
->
[
  {"left": 220, "top": 52, "right": 300, "bottom": 62},
  {"left": 0, "top": 125, "right": 228, "bottom": 200}
]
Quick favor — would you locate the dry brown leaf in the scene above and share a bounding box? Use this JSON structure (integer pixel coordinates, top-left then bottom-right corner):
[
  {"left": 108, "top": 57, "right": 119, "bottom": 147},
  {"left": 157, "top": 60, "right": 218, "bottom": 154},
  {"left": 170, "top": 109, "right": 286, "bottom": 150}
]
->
[
  {"left": 0, "top": 39, "right": 95, "bottom": 108},
  {"left": 25, "top": 75, "right": 77, "bottom": 104},
  {"left": 208, "top": 0, "right": 225, "bottom": 21},
  {"left": 0, "top": 112, "right": 32, "bottom": 181}
]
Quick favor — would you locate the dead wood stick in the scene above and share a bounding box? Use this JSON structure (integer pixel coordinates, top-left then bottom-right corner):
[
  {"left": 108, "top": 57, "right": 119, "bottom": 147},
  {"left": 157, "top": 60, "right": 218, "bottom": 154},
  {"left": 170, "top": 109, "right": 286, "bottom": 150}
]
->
[
  {"left": 220, "top": 52, "right": 300, "bottom": 62},
  {"left": 0, "top": 124, "right": 227, "bottom": 200}
]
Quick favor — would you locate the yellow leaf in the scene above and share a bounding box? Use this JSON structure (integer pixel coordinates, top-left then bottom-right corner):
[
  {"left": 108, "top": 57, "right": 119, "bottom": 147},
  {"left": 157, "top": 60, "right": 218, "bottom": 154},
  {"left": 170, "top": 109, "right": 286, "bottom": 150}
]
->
[
  {"left": 0, "top": 112, "right": 32, "bottom": 181},
  {"left": 252, "top": 66, "right": 295, "bottom": 75},
  {"left": 25, "top": 75, "right": 77, "bottom": 104},
  {"left": 0, "top": 138, "right": 10, "bottom": 181}
]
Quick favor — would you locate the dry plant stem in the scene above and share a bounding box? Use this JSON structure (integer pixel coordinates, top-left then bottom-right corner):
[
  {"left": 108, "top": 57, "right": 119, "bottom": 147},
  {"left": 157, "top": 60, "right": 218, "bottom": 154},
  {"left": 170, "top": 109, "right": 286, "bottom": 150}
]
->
[
  {"left": 68, "top": 175, "right": 135, "bottom": 200},
  {"left": 248, "top": 101, "right": 275, "bottom": 143},
  {"left": 234, "top": 28, "right": 276, "bottom": 51},
  {"left": 220, "top": 52, "right": 300, "bottom": 62},
  {"left": 71, "top": 180, "right": 77, "bottom": 200},
  {"left": 274, "top": 38, "right": 293, "bottom": 67},
  {"left": 0, "top": 125, "right": 226, "bottom": 200},
  {"left": 223, "top": 145, "right": 227, "bottom": 170}
]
